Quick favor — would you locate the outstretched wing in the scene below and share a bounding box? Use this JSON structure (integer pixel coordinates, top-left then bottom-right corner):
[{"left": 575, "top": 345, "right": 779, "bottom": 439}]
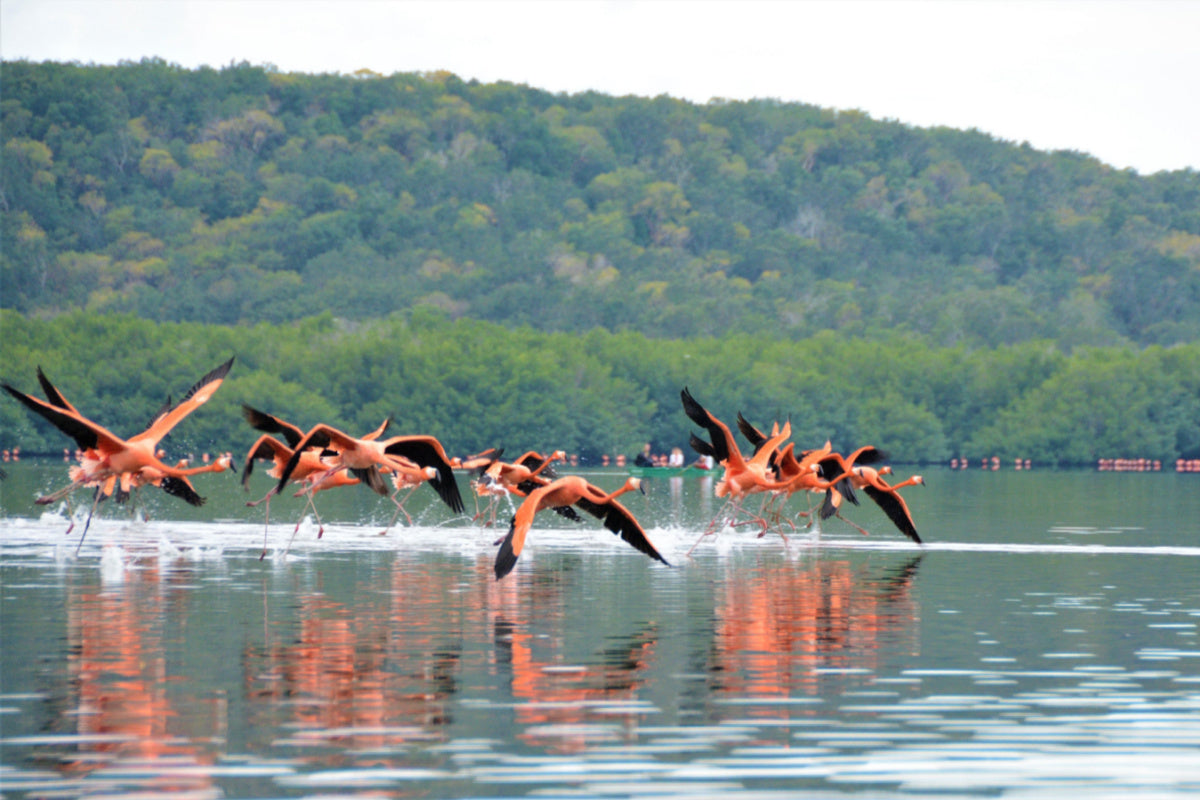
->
[
  {"left": 133, "top": 357, "right": 234, "bottom": 445},
  {"left": 241, "top": 434, "right": 293, "bottom": 488},
  {"left": 384, "top": 436, "right": 464, "bottom": 513},
  {"left": 681, "top": 387, "right": 735, "bottom": 464},
  {"left": 861, "top": 484, "right": 922, "bottom": 544},
  {"left": 160, "top": 475, "right": 207, "bottom": 507},
  {"left": 275, "top": 424, "right": 340, "bottom": 491},
  {"left": 3, "top": 382, "right": 125, "bottom": 453},
  {"left": 36, "top": 367, "right": 81, "bottom": 414},
  {"left": 241, "top": 404, "right": 306, "bottom": 448},
  {"left": 586, "top": 498, "right": 669, "bottom": 567}
]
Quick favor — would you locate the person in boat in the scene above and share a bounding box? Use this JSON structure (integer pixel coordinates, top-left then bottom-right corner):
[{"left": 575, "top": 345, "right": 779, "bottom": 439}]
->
[{"left": 634, "top": 442, "right": 654, "bottom": 467}]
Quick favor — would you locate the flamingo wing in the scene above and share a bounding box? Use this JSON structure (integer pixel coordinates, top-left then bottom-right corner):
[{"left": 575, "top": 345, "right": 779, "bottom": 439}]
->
[
  {"left": 383, "top": 437, "right": 464, "bottom": 513},
  {"left": 513, "top": 474, "right": 582, "bottom": 522},
  {"left": 496, "top": 478, "right": 590, "bottom": 578},
  {"left": 241, "top": 405, "right": 306, "bottom": 448},
  {"left": 361, "top": 416, "right": 392, "bottom": 441},
  {"left": 3, "top": 383, "right": 127, "bottom": 453},
  {"left": 689, "top": 432, "right": 717, "bottom": 460},
  {"left": 819, "top": 488, "right": 843, "bottom": 520},
  {"left": 584, "top": 498, "right": 669, "bottom": 566},
  {"left": 515, "top": 451, "right": 560, "bottom": 480},
  {"left": 160, "top": 475, "right": 207, "bottom": 507},
  {"left": 133, "top": 357, "right": 234, "bottom": 444},
  {"left": 861, "top": 484, "right": 922, "bottom": 544},
  {"left": 681, "top": 387, "right": 739, "bottom": 466},
  {"left": 349, "top": 465, "right": 390, "bottom": 495},
  {"left": 275, "top": 424, "right": 342, "bottom": 491},
  {"left": 241, "top": 435, "right": 293, "bottom": 487},
  {"left": 36, "top": 367, "right": 81, "bottom": 414},
  {"left": 736, "top": 412, "right": 772, "bottom": 455}
]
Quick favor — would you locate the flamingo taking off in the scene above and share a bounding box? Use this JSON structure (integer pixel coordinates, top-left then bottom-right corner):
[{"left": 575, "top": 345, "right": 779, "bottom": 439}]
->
[
  {"left": 820, "top": 466, "right": 925, "bottom": 543},
  {"left": 495, "top": 475, "right": 668, "bottom": 580},
  {"left": 275, "top": 423, "right": 465, "bottom": 515},
  {"left": 3, "top": 358, "right": 234, "bottom": 549},
  {"left": 472, "top": 450, "right": 568, "bottom": 527}
]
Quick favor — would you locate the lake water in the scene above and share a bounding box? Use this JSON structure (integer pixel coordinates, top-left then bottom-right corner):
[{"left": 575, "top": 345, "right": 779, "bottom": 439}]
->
[{"left": 2, "top": 462, "right": 1199, "bottom": 798}]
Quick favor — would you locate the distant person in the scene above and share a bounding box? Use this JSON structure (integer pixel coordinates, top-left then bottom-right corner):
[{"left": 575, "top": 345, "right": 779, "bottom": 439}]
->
[
  {"left": 635, "top": 442, "right": 653, "bottom": 467},
  {"left": 668, "top": 447, "right": 684, "bottom": 467}
]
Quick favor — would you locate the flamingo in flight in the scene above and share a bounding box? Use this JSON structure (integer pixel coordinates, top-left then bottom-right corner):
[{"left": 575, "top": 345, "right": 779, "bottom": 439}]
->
[
  {"left": 495, "top": 475, "right": 669, "bottom": 580},
  {"left": 240, "top": 405, "right": 366, "bottom": 554},
  {"left": 471, "top": 450, "right": 568, "bottom": 527},
  {"left": 274, "top": 422, "right": 465, "bottom": 516},
  {"left": 2, "top": 358, "right": 234, "bottom": 550},
  {"left": 681, "top": 387, "right": 799, "bottom": 541},
  {"left": 820, "top": 466, "right": 925, "bottom": 543}
]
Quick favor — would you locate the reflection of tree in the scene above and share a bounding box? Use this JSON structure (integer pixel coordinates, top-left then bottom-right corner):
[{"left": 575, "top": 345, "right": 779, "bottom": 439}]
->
[
  {"left": 709, "top": 555, "right": 923, "bottom": 710},
  {"left": 64, "top": 564, "right": 217, "bottom": 795}
]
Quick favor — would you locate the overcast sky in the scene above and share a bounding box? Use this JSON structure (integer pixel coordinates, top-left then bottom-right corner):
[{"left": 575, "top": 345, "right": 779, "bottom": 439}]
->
[{"left": 3, "top": 0, "right": 1198, "bottom": 174}]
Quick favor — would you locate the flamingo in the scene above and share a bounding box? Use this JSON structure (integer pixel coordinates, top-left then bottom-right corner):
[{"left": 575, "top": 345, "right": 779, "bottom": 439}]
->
[
  {"left": 241, "top": 429, "right": 359, "bottom": 555},
  {"left": 820, "top": 466, "right": 925, "bottom": 543},
  {"left": 3, "top": 358, "right": 234, "bottom": 550},
  {"left": 379, "top": 458, "right": 441, "bottom": 531},
  {"left": 275, "top": 423, "right": 465, "bottom": 515},
  {"left": 135, "top": 451, "right": 235, "bottom": 501},
  {"left": 681, "top": 387, "right": 796, "bottom": 539},
  {"left": 472, "top": 450, "right": 567, "bottom": 527},
  {"left": 240, "top": 405, "right": 385, "bottom": 552},
  {"left": 495, "top": 475, "right": 668, "bottom": 579}
]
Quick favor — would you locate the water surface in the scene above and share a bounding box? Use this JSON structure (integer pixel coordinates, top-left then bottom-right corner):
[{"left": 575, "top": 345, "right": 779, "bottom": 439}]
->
[{"left": 2, "top": 464, "right": 1198, "bottom": 798}]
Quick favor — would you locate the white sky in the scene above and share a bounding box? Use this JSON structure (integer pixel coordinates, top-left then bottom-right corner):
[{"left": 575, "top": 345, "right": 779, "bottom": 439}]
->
[{"left": 3, "top": 0, "right": 1198, "bottom": 174}]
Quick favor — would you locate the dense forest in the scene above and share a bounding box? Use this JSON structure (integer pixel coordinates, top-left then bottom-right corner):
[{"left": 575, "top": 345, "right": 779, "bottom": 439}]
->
[
  {"left": 3, "top": 311, "right": 1198, "bottom": 466},
  {"left": 4, "top": 59, "right": 1199, "bottom": 346},
  {"left": 2, "top": 60, "right": 1199, "bottom": 467}
]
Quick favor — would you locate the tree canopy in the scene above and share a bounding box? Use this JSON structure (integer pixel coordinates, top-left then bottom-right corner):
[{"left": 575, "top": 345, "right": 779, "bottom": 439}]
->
[
  {"left": 3, "top": 59, "right": 1198, "bottom": 347},
  {"left": 3, "top": 310, "right": 1197, "bottom": 467},
  {"left": 3, "top": 60, "right": 1199, "bottom": 469}
]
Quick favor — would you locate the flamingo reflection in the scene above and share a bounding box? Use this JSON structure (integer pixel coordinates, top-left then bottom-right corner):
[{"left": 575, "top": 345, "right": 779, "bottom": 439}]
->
[
  {"left": 243, "top": 562, "right": 467, "bottom": 755},
  {"left": 710, "top": 555, "right": 923, "bottom": 717},
  {"left": 63, "top": 563, "right": 220, "bottom": 795},
  {"left": 485, "top": 565, "right": 658, "bottom": 753}
]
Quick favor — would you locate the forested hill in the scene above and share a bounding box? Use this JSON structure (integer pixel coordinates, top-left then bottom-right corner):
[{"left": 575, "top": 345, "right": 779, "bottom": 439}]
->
[{"left": 4, "top": 59, "right": 1199, "bottom": 348}]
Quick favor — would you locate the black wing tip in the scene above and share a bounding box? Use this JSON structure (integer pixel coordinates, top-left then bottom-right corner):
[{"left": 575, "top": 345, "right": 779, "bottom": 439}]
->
[
  {"left": 858, "top": 447, "right": 889, "bottom": 466},
  {"left": 494, "top": 527, "right": 519, "bottom": 579},
  {"left": 736, "top": 412, "right": 764, "bottom": 446},
  {"left": 161, "top": 476, "right": 207, "bottom": 507},
  {"left": 182, "top": 356, "right": 236, "bottom": 402},
  {"left": 818, "top": 489, "right": 837, "bottom": 520}
]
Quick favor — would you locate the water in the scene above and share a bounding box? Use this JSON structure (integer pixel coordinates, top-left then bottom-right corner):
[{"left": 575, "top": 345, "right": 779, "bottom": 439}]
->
[{"left": 2, "top": 463, "right": 1199, "bottom": 798}]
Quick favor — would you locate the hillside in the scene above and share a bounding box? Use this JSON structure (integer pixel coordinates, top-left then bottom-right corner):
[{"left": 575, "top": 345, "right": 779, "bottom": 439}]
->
[{"left": 4, "top": 59, "right": 1199, "bottom": 347}]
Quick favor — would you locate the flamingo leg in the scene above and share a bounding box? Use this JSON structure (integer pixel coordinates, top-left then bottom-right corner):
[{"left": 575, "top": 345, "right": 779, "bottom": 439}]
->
[
  {"left": 381, "top": 485, "right": 418, "bottom": 535},
  {"left": 304, "top": 492, "right": 326, "bottom": 538},
  {"left": 247, "top": 486, "right": 279, "bottom": 559},
  {"left": 689, "top": 497, "right": 739, "bottom": 556},
  {"left": 836, "top": 511, "right": 872, "bottom": 537},
  {"left": 74, "top": 487, "right": 104, "bottom": 555},
  {"left": 36, "top": 481, "right": 81, "bottom": 506},
  {"left": 471, "top": 496, "right": 496, "bottom": 527}
]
